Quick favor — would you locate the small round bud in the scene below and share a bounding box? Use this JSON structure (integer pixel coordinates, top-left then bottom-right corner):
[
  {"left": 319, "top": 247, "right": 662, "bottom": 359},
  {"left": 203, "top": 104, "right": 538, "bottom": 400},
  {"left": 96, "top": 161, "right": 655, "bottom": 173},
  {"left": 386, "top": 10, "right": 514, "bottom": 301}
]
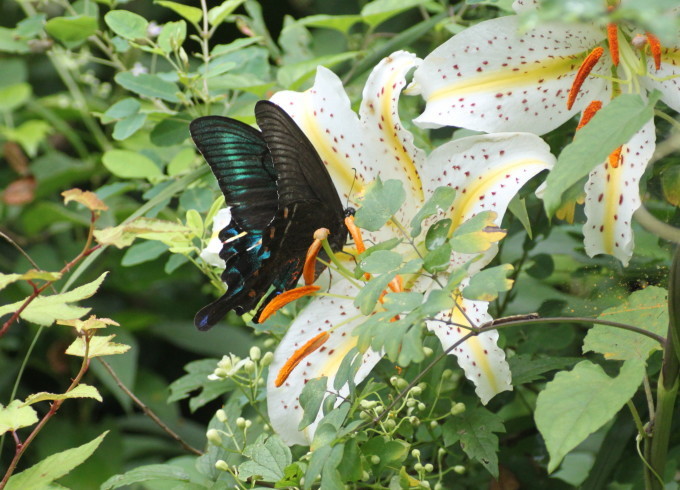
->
[
  {"left": 360, "top": 399, "right": 377, "bottom": 409},
  {"left": 374, "top": 405, "right": 384, "bottom": 415},
  {"left": 438, "top": 448, "right": 446, "bottom": 457},
  {"left": 216, "top": 409, "right": 227, "bottom": 423},
  {"left": 453, "top": 465, "right": 465, "bottom": 474},
  {"left": 434, "top": 483, "right": 444, "bottom": 490},
  {"left": 417, "top": 402, "right": 426, "bottom": 412},
  {"left": 243, "top": 359, "right": 256, "bottom": 374},
  {"left": 215, "top": 459, "right": 230, "bottom": 472},
  {"left": 244, "top": 419, "right": 252, "bottom": 428},
  {"left": 359, "top": 410, "right": 370, "bottom": 420},
  {"left": 206, "top": 429, "right": 221, "bottom": 445},
  {"left": 264, "top": 338, "right": 276, "bottom": 348},
  {"left": 414, "top": 463, "right": 423, "bottom": 472},
  {"left": 451, "top": 402, "right": 466, "bottom": 416},
  {"left": 417, "top": 382, "right": 427, "bottom": 391},
  {"left": 406, "top": 399, "right": 416, "bottom": 408},
  {"left": 361, "top": 471, "right": 370, "bottom": 481},
  {"left": 411, "top": 449, "right": 421, "bottom": 459},
  {"left": 370, "top": 455, "right": 381, "bottom": 465},
  {"left": 421, "top": 481, "right": 431, "bottom": 489},
  {"left": 249, "top": 346, "right": 261, "bottom": 361},
  {"left": 260, "top": 351, "right": 274, "bottom": 366},
  {"left": 410, "top": 416, "right": 420, "bottom": 426},
  {"left": 257, "top": 378, "right": 264, "bottom": 386},
  {"left": 389, "top": 376, "right": 399, "bottom": 386},
  {"left": 410, "top": 386, "right": 422, "bottom": 396},
  {"left": 384, "top": 419, "right": 396, "bottom": 430},
  {"left": 397, "top": 378, "right": 409, "bottom": 390},
  {"left": 424, "top": 464, "right": 434, "bottom": 473},
  {"left": 430, "top": 420, "right": 439, "bottom": 429},
  {"left": 263, "top": 424, "right": 270, "bottom": 432},
  {"left": 236, "top": 417, "right": 246, "bottom": 429},
  {"left": 423, "top": 346, "right": 434, "bottom": 357},
  {"left": 442, "top": 369, "right": 454, "bottom": 379}
]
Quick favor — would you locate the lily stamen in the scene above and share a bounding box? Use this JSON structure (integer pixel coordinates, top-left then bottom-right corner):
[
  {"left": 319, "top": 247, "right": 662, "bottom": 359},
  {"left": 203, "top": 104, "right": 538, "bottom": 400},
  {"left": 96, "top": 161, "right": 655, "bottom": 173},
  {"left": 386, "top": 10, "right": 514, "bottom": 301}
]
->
[
  {"left": 607, "top": 24, "right": 619, "bottom": 66},
  {"left": 258, "top": 285, "right": 321, "bottom": 323},
  {"left": 344, "top": 215, "right": 366, "bottom": 254},
  {"left": 576, "top": 100, "right": 603, "bottom": 130},
  {"left": 303, "top": 228, "right": 330, "bottom": 285},
  {"left": 567, "top": 46, "right": 605, "bottom": 110},
  {"left": 646, "top": 32, "right": 662, "bottom": 70},
  {"left": 608, "top": 146, "right": 623, "bottom": 168},
  {"left": 275, "top": 331, "right": 329, "bottom": 387}
]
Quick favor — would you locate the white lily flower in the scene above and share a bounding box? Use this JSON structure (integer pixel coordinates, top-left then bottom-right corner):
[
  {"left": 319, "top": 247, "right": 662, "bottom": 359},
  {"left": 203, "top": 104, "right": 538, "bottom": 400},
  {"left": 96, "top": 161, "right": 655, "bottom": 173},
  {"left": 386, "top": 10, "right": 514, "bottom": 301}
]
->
[
  {"left": 265, "top": 51, "right": 555, "bottom": 445},
  {"left": 199, "top": 208, "right": 232, "bottom": 267},
  {"left": 411, "top": 0, "right": 680, "bottom": 265}
]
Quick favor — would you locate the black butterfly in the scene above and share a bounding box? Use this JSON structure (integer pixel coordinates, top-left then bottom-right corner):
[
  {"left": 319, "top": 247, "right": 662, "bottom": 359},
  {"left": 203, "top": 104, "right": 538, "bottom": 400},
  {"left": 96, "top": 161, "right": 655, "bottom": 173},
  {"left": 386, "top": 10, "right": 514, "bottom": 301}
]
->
[{"left": 190, "top": 100, "right": 352, "bottom": 330}]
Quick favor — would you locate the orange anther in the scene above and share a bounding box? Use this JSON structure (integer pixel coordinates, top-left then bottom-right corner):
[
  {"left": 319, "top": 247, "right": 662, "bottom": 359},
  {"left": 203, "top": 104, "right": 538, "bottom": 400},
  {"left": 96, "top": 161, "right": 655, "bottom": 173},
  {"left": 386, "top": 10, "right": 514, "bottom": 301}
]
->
[
  {"left": 607, "top": 24, "right": 619, "bottom": 66},
  {"left": 567, "top": 46, "right": 605, "bottom": 110},
  {"left": 608, "top": 146, "right": 623, "bottom": 168},
  {"left": 646, "top": 32, "right": 662, "bottom": 70},
  {"left": 344, "top": 215, "right": 365, "bottom": 254},
  {"left": 576, "top": 100, "right": 603, "bottom": 130},
  {"left": 275, "top": 331, "right": 329, "bottom": 387},
  {"left": 303, "top": 228, "right": 330, "bottom": 285},
  {"left": 388, "top": 274, "right": 404, "bottom": 293},
  {"left": 258, "top": 285, "right": 320, "bottom": 323}
]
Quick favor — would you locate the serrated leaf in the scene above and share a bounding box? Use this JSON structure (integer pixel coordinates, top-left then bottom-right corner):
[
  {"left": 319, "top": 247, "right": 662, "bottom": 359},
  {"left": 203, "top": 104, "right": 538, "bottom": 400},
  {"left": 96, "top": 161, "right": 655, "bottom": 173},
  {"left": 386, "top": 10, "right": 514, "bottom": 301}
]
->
[
  {"left": 102, "top": 149, "right": 162, "bottom": 179},
  {"left": 66, "top": 334, "right": 131, "bottom": 358},
  {"left": 583, "top": 287, "right": 667, "bottom": 361},
  {"left": 100, "top": 464, "right": 198, "bottom": 489},
  {"left": 0, "top": 400, "right": 38, "bottom": 435},
  {"left": 5, "top": 432, "right": 107, "bottom": 490},
  {"left": 441, "top": 407, "right": 505, "bottom": 478},
  {"left": 508, "top": 355, "right": 582, "bottom": 385},
  {"left": 0, "top": 272, "right": 108, "bottom": 326},
  {"left": 239, "top": 434, "right": 292, "bottom": 482},
  {"left": 535, "top": 359, "right": 645, "bottom": 473},
  {"left": 449, "top": 211, "right": 506, "bottom": 254},
  {"left": 462, "top": 264, "right": 514, "bottom": 301},
  {"left": 298, "top": 376, "right": 327, "bottom": 431},
  {"left": 410, "top": 186, "right": 456, "bottom": 237},
  {"left": 114, "top": 72, "right": 180, "bottom": 103},
  {"left": 354, "top": 178, "right": 406, "bottom": 232},
  {"left": 104, "top": 10, "right": 149, "bottom": 39},
  {"left": 62, "top": 188, "right": 108, "bottom": 211},
  {"left": 543, "top": 94, "right": 658, "bottom": 216},
  {"left": 94, "top": 217, "right": 191, "bottom": 249},
  {"left": 156, "top": 1, "right": 203, "bottom": 24},
  {"left": 23, "top": 383, "right": 102, "bottom": 405},
  {"left": 0, "top": 273, "right": 23, "bottom": 290},
  {"left": 57, "top": 315, "right": 119, "bottom": 332}
]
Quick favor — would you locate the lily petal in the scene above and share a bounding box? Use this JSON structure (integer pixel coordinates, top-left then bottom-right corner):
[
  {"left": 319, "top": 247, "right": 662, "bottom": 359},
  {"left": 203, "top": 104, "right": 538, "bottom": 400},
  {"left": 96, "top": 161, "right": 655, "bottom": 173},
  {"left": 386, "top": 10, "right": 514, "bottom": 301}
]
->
[
  {"left": 359, "top": 51, "right": 426, "bottom": 218},
  {"left": 270, "top": 68, "right": 372, "bottom": 205},
  {"left": 266, "top": 280, "right": 382, "bottom": 445},
  {"left": 583, "top": 120, "right": 656, "bottom": 265},
  {"left": 640, "top": 46, "right": 680, "bottom": 113},
  {"left": 412, "top": 16, "right": 611, "bottom": 134},
  {"left": 427, "top": 294, "right": 512, "bottom": 404},
  {"left": 423, "top": 132, "right": 555, "bottom": 269}
]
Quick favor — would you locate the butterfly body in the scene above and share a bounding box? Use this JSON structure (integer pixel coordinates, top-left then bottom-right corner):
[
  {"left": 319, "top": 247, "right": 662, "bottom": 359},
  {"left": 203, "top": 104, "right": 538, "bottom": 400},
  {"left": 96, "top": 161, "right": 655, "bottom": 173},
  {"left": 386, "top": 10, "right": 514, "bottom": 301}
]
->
[{"left": 191, "top": 101, "right": 349, "bottom": 330}]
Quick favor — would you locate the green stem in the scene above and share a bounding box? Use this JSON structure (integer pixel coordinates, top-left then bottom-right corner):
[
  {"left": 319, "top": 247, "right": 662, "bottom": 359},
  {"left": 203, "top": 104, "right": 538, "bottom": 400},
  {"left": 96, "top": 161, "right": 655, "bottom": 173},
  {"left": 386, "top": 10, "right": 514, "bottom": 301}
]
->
[{"left": 634, "top": 205, "right": 680, "bottom": 245}]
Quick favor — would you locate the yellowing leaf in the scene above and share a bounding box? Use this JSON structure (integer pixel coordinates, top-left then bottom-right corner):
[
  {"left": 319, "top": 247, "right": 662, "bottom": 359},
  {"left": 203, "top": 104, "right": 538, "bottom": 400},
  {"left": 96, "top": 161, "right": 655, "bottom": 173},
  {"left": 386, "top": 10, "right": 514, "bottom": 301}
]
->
[
  {"left": 450, "top": 211, "right": 506, "bottom": 254},
  {"left": 94, "top": 217, "right": 191, "bottom": 249},
  {"left": 23, "top": 384, "right": 102, "bottom": 405},
  {"left": 62, "top": 188, "right": 108, "bottom": 212},
  {"left": 0, "top": 400, "right": 38, "bottom": 435},
  {"left": 66, "top": 334, "right": 131, "bottom": 358},
  {"left": 57, "top": 315, "right": 120, "bottom": 332}
]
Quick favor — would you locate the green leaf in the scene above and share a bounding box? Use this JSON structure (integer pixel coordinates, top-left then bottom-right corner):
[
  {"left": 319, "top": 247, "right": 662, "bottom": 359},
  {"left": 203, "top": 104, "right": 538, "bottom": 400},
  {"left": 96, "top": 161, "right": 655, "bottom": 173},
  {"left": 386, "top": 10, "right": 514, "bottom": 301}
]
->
[
  {"left": 100, "top": 464, "right": 196, "bottom": 489},
  {"left": 5, "top": 432, "right": 107, "bottom": 490},
  {"left": 23, "top": 384, "right": 102, "bottom": 405},
  {"left": 121, "top": 240, "right": 169, "bottom": 266},
  {"left": 0, "top": 272, "right": 108, "bottom": 326},
  {"left": 0, "top": 400, "right": 38, "bottom": 435},
  {"left": 361, "top": 436, "right": 410, "bottom": 476},
  {"left": 104, "top": 10, "right": 149, "bottom": 39},
  {"left": 360, "top": 250, "right": 402, "bottom": 274},
  {"left": 583, "top": 286, "right": 667, "bottom": 361},
  {"left": 449, "top": 211, "right": 506, "bottom": 254},
  {"left": 2, "top": 120, "right": 51, "bottom": 157},
  {"left": 0, "top": 27, "right": 30, "bottom": 53},
  {"left": 102, "top": 149, "right": 163, "bottom": 179},
  {"left": 360, "top": 0, "right": 435, "bottom": 27},
  {"left": 94, "top": 218, "right": 191, "bottom": 249},
  {"left": 112, "top": 113, "right": 146, "bottom": 141},
  {"left": 0, "top": 83, "right": 31, "bottom": 112},
  {"left": 239, "top": 434, "right": 292, "bottom": 482},
  {"left": 543, "top": 93, "right": 658, "bottom": 216},
  {"left": 293, "top": 14, "right": 363, "bottom": 34},
  {"left": 425, "top": 219, "right": 450, "bottom": 251},
  {"left": 423, "top": 243, "right": 452, "bottom": 273},
  {"left": 158, "top": 20, "right": 187, "bottom": 53},
  {"left": 298, "top": 377, "right": 327, "bottom": 431},
  {"left": 535, "top": 359, "right": 645, "bottom": 473},
  {"left": 0, "top": 273, "right": 22, "bottom": 290},
  {"left": 155, "top": 1, "right": 203, "bottom": 24},
  {"left": 150, "top": 115, "right": 191, "bottom": 146},
  {"left": 410, "top": 186, "right": 456, "bottom": 237},
  {"left": 304, "top": 445, "right": 331, "bottom": 490},
  {"left": 208, "top": 0, "right": 248, "bottom": 25},
  {"left": 276, "top": 52, "right": 360, "bottom": 89},
  {"left": 354, "top": 178, "right": 406, "bottom": 232},
  {"left": 382, "top": 292, "right": 422, "bottom": 313},
  {"left": 101, "top": 98, "right": 140, "bottom": 123},
  {"left": 114, "top": 72, "right": 180, "bottom": 103},
  {"left": 661, "top": 164, "right": 680, "bottom": 207},
  {"left": 462, "top": 264, "right": 514, "bottom": 301},
  {"left": 507, "top": 195, "right": 532, "bottom": 239},
  {"left": 66, "top": 334, "right": 131, "bottom": 358},
  {"left": 508, "top": 355, "right": 582, "bottom": 385},
  {"left": 441, "top": 407, "right": 505, "bottom": 478},
  {"left": 354, "top": 272, "right": 397, "bottom": 315},
  {"left": 525, "top": 253, "right": 554, "bottom": 280},
  {"left": 44, "top": 16, "right": 98, "bottom": 46}
]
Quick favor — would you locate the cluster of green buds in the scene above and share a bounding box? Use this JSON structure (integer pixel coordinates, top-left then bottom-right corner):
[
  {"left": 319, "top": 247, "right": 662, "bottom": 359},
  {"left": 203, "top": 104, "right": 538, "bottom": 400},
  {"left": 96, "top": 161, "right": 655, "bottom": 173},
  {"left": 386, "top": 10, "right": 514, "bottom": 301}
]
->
[{"left": 207, "top": 347, "right": 273, "bottom": 383}]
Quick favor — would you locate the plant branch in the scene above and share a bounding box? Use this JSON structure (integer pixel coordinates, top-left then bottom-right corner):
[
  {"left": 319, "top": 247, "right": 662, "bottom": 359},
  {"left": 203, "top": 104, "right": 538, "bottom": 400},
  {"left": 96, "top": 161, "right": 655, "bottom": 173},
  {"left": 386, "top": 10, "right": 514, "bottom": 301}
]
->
[{"left": 634, "top": 205, "right": 680, "bottom": 245}]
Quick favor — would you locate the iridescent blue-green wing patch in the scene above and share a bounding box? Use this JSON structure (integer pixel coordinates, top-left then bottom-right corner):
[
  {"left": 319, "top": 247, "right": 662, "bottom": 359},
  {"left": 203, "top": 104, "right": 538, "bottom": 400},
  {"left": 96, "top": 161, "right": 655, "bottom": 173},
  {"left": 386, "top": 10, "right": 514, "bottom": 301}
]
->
[{"left": 189, "top": 115, "right": 277, "bottom": 234}]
